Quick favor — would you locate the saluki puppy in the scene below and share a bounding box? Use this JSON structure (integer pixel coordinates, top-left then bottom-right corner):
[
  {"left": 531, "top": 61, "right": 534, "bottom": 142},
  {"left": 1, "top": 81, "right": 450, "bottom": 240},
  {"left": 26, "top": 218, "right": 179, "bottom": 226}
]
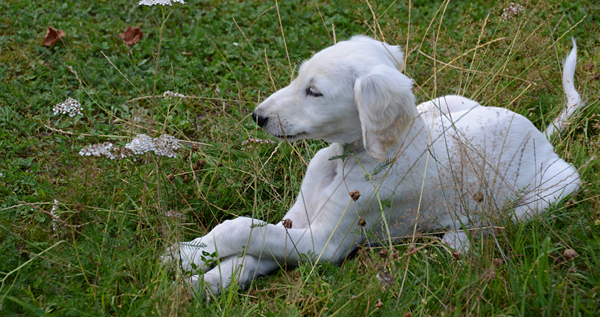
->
[{"left": 167, "top": 36, "right": 582, "bottom": 296}]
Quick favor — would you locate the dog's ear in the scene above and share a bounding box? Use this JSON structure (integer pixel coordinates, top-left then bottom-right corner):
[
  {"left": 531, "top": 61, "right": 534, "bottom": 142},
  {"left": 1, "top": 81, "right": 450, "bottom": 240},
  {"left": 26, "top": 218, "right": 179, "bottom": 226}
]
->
[{"left": 354, "top": 65, "right": 417, "bottom": 161}]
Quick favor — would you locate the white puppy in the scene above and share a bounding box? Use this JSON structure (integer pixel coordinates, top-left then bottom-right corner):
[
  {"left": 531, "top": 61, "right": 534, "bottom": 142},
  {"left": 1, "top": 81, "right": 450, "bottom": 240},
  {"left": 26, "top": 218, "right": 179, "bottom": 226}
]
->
[{"left": 167, "top": 36, "right": 582, "bottom": 296}]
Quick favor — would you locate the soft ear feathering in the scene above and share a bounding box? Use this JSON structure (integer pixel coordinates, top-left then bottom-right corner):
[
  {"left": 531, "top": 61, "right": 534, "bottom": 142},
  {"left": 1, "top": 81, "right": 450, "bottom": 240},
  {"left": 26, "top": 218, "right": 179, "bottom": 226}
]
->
[{"left": 354, "top": 65, "right": 417, "bottom": 161}]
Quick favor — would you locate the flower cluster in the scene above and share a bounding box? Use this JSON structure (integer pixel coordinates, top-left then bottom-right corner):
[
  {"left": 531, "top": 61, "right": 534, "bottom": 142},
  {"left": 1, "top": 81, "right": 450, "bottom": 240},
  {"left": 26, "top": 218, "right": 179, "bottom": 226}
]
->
[
  {"left": 139, "top": 0, "right": 185, "bottom": 6},
  {"left": 125, "top": 134, "right": 156, "bottom": 155},
  {"left": 165, "top": 210, "right": 186, "bottom": 219},
  {"left": 500, "top": 3, "right": 524, "bottom": 21},
  {"left": 53, "top": 97, "right": 83, "bottom": 117},
  {"left": 50, "top": 199, "right": 59, "bottom": 231},
  {"left": 241, "top": 137, "right": 276, "bottom": 150},
  {"left": 163, "top": 90, "right": 186, "bottom": 100},
  {"left": 153, "top": 134, "right": 180, "bottom": 158},
  {"left": 79, "top": 142, "right": 116, "bottom": 159},
  {"left": 79, "top": 134, "right": 180, "bottom": 160}
]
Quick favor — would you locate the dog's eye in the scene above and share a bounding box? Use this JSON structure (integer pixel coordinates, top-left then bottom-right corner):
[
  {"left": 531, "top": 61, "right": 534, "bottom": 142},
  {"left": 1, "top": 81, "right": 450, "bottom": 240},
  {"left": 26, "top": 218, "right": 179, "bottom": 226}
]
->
[{"left": 305, "top": 86, "right": 323, "bottom": 97}]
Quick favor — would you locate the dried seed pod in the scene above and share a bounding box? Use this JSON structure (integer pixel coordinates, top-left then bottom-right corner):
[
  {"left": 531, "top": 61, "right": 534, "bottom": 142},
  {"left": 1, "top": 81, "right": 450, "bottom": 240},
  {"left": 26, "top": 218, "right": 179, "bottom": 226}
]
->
[
  {"left": 563, "top": 249, "right": 578, "bottom": 260},
  {"left": 358, "top": 217, "right": 366, "bottom": 227},
  {"left": 473, "top": 192, "right": 484, "bottom": 203},
  {"left": 282, "top": 219, "right": 292, "bottom": 229},
  {"left": 349, "top": 190, "right": 361, "bottom": 201},
  {"left": 378, "top": 249, "right": 388, "bottom": 259}
]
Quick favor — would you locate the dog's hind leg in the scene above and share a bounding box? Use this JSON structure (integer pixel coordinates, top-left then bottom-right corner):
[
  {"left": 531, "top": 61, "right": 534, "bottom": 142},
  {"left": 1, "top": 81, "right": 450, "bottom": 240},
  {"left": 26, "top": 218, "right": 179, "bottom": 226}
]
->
[{"left": 512, "top": 158, "right": 580, "bottom": 221}]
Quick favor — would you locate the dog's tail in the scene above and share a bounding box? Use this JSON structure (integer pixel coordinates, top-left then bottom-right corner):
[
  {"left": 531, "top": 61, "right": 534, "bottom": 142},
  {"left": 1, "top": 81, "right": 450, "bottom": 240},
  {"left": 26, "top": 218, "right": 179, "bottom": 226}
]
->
[{"left": 544, "top": 38, "right": 583, "bottom": 140}]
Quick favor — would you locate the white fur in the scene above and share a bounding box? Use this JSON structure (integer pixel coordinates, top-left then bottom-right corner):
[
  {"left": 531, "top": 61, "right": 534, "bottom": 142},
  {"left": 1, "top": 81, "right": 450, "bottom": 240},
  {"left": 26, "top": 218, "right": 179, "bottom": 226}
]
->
[{"left": 166, "top": 36, "right": 582, "bottom": 296}]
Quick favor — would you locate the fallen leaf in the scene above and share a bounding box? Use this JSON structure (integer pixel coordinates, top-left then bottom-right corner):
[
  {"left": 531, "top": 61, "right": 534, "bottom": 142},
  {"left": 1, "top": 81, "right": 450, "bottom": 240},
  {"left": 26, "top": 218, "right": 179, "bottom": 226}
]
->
[
  {"left": 43, "top": 26, "right": 66, "bottom": 47},
  {"left": 119, "top": 27, "right": 143, "bottom": 45}
]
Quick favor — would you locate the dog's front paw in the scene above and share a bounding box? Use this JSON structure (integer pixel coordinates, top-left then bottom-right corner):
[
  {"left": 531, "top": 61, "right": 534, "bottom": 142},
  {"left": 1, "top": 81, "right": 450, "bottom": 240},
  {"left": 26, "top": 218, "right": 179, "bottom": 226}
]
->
[
  {"left": 442, "top": 230, "right": 471, "bottom": 253},
  {"left": 184, "top": 274, "right": 221, "bottom": 299},
  {"left": 162, "top": 237, "right": 217, "bottom": 271}
]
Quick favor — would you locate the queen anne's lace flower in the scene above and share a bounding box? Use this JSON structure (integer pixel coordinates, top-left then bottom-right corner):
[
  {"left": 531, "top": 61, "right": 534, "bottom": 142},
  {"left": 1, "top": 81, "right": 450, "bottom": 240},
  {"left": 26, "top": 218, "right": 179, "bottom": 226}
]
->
[
  {"left": 154, "top": 134, "right": 180, "bottom": 158},
  {"left": 501, "top": 3, "right": 524, "bottom": 21},
  {"left": 125, "top": 134, "right": 156, "bottom": 155},
  {"left": 50, "top": 199, "right": 59, "bottom": 231},
  {"left": 139, "top": 0, "right": 185, "bottom": 6},
  {"left": 165, "top": 210, "right": 186, "bottom": 219},
  {"left": 79, "top": 142, "right": 115, "bottom": 159},
  {"left": 79, "top": 134, "right": 180, "bottom": 159},
  {"left": 163, "top": 91, "right": 186, "bottom": 99},
  {"left": 241, "top": 137, "right": 275, "bottom": 149},
  {"left": 53, "top": 97, "right": 83, "bottom": 117}
]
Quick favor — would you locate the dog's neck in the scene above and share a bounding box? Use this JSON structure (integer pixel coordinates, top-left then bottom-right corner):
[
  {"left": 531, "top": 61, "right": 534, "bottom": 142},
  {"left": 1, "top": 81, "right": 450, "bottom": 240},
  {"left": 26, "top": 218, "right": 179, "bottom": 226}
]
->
[{"left": 344, "top": 114, "right": 431, "bottom": 163}]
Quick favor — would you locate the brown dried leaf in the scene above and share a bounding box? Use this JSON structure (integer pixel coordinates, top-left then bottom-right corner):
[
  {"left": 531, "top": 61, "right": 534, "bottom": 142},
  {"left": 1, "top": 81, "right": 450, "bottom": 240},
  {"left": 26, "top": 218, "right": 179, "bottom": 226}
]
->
[
  {"left": 43, "top": 26, "right": 66, "bottom": 47},
  {"left": 119, "top": 27, "right": 143, "bottom": 45}
]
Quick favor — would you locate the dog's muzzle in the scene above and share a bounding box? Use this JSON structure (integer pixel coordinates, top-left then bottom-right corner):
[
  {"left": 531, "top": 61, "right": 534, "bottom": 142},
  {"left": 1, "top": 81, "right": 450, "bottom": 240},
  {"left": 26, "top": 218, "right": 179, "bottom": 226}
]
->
[{"left": 252, "top": 111, "right": 269, "bottom": 128}]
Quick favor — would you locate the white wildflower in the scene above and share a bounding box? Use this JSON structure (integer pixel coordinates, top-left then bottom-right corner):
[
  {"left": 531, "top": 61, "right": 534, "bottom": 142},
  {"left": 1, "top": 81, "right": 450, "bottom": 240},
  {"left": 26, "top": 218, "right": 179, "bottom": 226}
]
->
[
  {"left": 125, "top": 134, "right": 156, "bottom": 155},
  {"left": 165, "top": 210, "right": 186, "bottom": 219},
  {"left": 233, "top": 42, "right": 239, "bottom": 46},
  {"left": 501, "top": 3, "right": 524, "bottom": 21},
  {"left": 78, "top": 134, "right": 180, "bottom": 160},
  {"left": 153, "top": 134, "right": 180, "bottom": 158},
  {"left": 163, "top": 90, "right": 186, "bottom": 100},
  {"left": 53, "top": 97, "right": 83, "bottom": 117},
  {"left": 79, "top": 142, "right": 115, "bottom": 159},
  {"left": 241, "top": 137, "right": 275, "bottom": 149},
  {"left": 50, "top": 199, "right": 59, "bottom": 231},
  {"left": 139, "top": 0, "right": 185, "bottom": 6}
]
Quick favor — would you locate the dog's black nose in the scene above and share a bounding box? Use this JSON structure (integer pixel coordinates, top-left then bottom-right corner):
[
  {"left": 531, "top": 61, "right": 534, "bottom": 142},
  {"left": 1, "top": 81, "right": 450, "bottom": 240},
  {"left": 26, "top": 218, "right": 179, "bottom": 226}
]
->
[{"left": 252, "top": 111, "right": 268, "bottom": 127}]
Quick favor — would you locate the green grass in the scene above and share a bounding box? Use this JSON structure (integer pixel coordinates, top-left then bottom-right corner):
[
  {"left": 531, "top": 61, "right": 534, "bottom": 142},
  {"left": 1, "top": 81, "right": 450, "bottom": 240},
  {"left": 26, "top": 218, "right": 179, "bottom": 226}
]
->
[{"left": 1, "top": 0, "right": 599, "bottom": 315}]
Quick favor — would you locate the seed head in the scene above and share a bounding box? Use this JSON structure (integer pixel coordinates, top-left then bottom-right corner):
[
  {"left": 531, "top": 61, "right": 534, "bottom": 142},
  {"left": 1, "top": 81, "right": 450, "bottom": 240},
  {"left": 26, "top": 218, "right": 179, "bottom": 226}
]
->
[
  {"left": 282, "top": 218, "right": 293, "bottom": 229},
  {"left": 563, "top": 249, "right": 578, "bottom": 260}
]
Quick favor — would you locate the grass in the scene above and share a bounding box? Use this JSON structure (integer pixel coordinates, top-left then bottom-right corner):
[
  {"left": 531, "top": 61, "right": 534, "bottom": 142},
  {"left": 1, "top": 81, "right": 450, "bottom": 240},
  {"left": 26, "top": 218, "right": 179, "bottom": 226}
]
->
[{"left": 1, "top": 0, "right": 599, "bottom": 315}]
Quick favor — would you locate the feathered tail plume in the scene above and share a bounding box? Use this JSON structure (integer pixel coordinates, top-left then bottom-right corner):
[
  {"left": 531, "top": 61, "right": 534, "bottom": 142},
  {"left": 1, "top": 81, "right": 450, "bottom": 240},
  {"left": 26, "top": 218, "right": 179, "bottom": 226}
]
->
[{"left": 544, "top": 38, "right": 583, "bottom": 139}]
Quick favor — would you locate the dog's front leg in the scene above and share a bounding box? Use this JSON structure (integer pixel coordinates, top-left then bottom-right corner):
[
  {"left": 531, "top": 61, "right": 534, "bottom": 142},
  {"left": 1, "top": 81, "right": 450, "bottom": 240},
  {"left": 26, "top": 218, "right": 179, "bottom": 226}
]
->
[{"left": 215, "top": 216, "right": 358, "bottom": 265}]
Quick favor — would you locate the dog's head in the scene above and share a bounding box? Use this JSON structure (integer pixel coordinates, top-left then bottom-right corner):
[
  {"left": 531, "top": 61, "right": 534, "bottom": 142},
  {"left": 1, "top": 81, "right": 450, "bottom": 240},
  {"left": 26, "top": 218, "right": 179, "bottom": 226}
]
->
[{"left": 253, "top": 36, "right": 417, "bottom": 161}]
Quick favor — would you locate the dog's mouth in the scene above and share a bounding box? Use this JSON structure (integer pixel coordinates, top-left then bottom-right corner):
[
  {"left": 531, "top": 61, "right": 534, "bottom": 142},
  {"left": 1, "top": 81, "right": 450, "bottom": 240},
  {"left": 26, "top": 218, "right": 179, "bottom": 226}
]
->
[{"left": 271, "top": 132, "right": 307, "bottom": 142}]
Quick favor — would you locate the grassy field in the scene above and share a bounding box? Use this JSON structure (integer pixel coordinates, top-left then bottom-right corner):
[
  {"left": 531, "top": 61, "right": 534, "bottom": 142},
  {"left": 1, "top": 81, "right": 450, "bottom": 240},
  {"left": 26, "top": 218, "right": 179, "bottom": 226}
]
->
[{"left": 1, "top": 0, "right": 599, "bottom": 315}]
